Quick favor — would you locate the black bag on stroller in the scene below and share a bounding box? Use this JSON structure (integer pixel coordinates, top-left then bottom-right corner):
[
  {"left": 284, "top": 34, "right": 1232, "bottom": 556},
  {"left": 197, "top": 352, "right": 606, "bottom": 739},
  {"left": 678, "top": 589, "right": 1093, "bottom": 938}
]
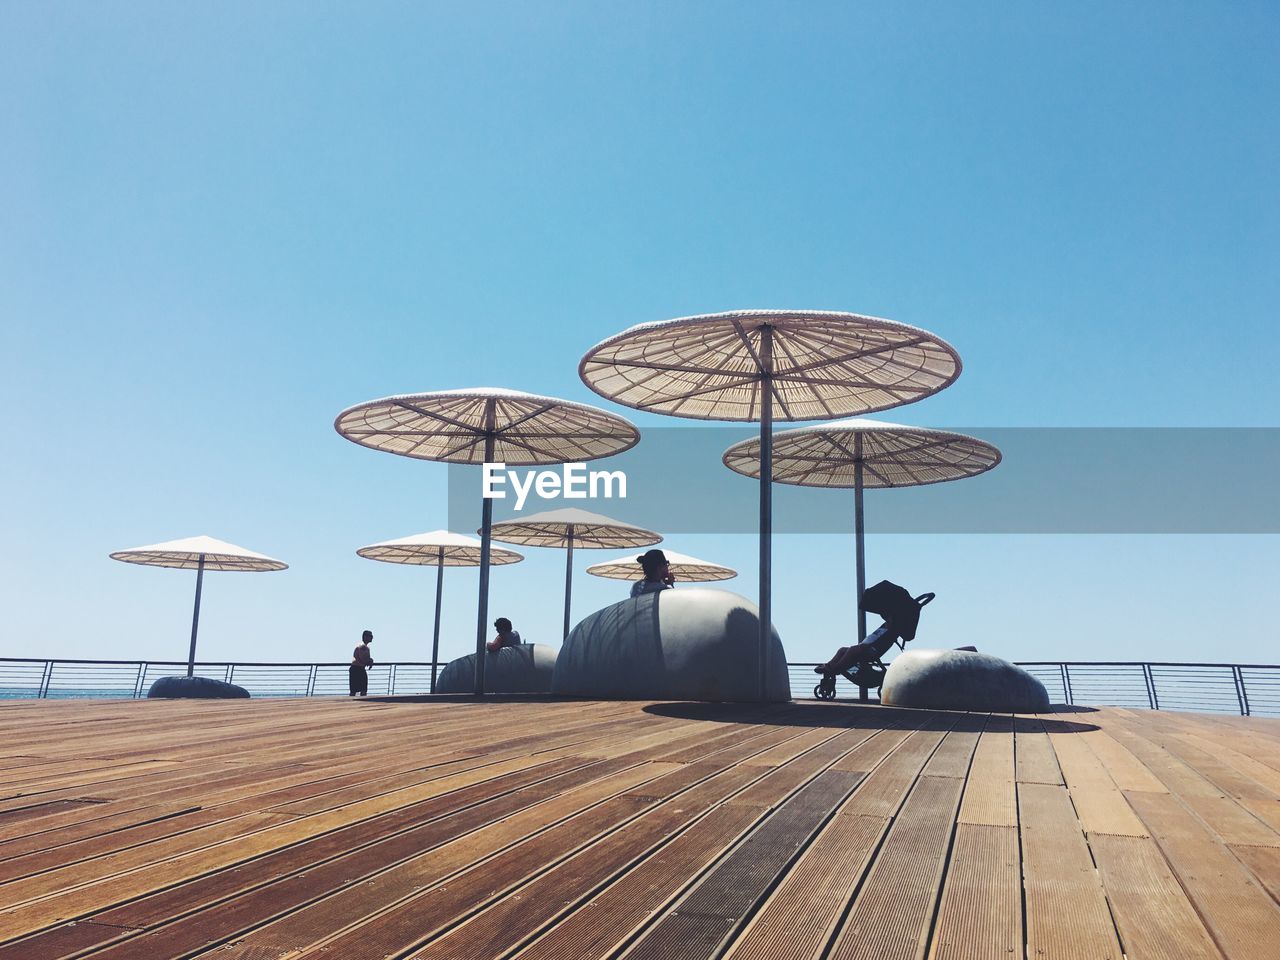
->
[{"left": 814, "top": 580, "right": 934, "bottom": 701}]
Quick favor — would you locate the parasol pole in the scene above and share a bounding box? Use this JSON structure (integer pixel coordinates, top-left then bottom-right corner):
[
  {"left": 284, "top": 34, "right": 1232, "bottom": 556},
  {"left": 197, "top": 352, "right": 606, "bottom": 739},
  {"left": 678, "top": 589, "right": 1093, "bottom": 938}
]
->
[
  {"left": 474, "top": 402, "right": 497, "bottom": 696},
  {"left": 758, "top": 324, "right": 774, "bottom": 702},
  {"left": 563, "top": 525, "right": 575, "bottom": 640},
  {"left": 430, "top": 546, "right": 444, "bottom": 694},
  {"left": 854, "top": 447, "right": 868, "bottom": 703},
  {"left": 854, "top": 437, "right": 866, "bottom": 642},
  {"left": 186, "top": 553, "right": 205, "bottom": 678}
]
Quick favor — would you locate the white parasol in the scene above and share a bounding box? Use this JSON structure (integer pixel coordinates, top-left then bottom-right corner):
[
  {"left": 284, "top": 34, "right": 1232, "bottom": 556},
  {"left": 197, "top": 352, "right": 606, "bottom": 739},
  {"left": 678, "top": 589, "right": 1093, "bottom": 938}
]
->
[
  {"left": 723, "top": 418, "right": 1000, "bottom": 639},
  {"left": 335, "top": 388, "right": 638, "bottom": 693},
  {"left": 489, "top": 508, "right": 660, "bottom": 639},
  {"left": 581, "top": 310, "right": 961, "bottom": 698},
  {"left": 357, "top": 530, "right": 523, "bottom": 693},
  {"left": 586, "top": 548, "right": 737, "bottom": 584},
  {"left": 110, "top": 535, "right": 287, "bottom": 676}
]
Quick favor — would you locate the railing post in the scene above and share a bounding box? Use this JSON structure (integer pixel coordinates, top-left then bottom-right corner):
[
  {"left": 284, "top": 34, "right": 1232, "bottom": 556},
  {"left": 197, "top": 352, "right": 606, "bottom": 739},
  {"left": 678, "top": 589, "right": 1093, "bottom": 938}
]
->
[
  {"left": 306, "top": 664, "right": 317, "bottom": 697},
  {"left": 389, "top": 664, "right": 397, "bottom": 696},
  {"left": 1060, "top": 663, "right": 1073, "bottom": 705},
  {"left": 1233, "top": 666, "right": 1250, "bottom": 716},
  {"left": 134, "top": 662, "right": 147, "bottom": 699},
  {"left": 224, "top": 664, "right": 234, "bottom": 683},
  {"left": 38, "top": 660, "right": 53, "bottom": 699},
  {"left": 1142, "top": 663, "right": 1156, "bottom": 710}
]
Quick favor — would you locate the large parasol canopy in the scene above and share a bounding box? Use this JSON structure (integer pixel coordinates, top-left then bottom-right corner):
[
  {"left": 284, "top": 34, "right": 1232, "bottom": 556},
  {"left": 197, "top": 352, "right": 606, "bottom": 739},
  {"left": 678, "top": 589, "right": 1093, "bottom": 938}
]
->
[
  {"left": 723, "top": 418, "right": 1000, "bottom": 641},
  {"left": 489, "top": 508, "right": 660, "bottom": 639},
  {"left": 581, "top": 309, "right": 961, "bottom": 699},
  {"left": 110, "top": 535, "right": 287, "bottom": 676},
  {"left": 587, "top": 548, "right": 737, "bottom": 584},
  {"left": 335, "top": 388, "right": 639, "bottom": 694},
  {"left": 357, "top": 531, "right": 523, "bottom": 693}
]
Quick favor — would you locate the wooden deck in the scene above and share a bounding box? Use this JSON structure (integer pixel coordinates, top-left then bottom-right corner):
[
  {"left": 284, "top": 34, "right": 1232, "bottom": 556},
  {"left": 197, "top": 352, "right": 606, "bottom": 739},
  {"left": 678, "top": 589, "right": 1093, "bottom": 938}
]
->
[{"left": 0, "top": 697, "right": 1278, "bottom": 959}]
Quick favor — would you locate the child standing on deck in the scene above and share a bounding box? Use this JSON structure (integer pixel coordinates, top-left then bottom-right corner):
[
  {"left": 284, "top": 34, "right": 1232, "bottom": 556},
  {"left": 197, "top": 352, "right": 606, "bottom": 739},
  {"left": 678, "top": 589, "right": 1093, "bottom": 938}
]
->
[{"left": 349, "top": 630, "right": 374, "bottom": 696}]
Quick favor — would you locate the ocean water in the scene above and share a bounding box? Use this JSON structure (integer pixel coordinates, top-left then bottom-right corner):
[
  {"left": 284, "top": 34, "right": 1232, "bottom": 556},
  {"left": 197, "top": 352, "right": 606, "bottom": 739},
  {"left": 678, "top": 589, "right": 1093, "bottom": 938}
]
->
[
  {"left": 0, "top": 687, "right": 314, "bottom": 699},
  {"left": 0, "top": 688, "right": 135, "bottom": 699}
]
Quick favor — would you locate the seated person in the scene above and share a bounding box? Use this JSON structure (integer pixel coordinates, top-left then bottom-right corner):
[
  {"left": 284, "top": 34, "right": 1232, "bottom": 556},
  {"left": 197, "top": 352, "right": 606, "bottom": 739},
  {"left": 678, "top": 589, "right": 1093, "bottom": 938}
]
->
[
  {"left": 814, "top": 621, "right": 895, "bottom": 676},
  {"left": 486, "top": 617, "right": 523, "bottom": 652},
  {"left": 814, "top": 581, "right": 923, "bottom": 677},
  {"left": 630, "top": 548, "right": 675, "bottom": 597}
]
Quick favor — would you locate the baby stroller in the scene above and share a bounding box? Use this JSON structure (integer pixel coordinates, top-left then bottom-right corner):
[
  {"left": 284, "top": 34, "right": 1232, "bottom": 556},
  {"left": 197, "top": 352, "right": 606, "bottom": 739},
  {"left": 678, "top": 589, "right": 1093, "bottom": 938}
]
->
[{"left": 814, "top": 580, "right": 934, "bottom": 701}]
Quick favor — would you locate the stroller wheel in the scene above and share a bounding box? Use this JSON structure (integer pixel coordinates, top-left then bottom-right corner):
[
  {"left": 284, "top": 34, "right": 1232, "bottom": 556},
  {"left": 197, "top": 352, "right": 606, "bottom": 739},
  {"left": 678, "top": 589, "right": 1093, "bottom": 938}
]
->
[{"left": 813, "top": 679, "right": 837, "bottom": 701}]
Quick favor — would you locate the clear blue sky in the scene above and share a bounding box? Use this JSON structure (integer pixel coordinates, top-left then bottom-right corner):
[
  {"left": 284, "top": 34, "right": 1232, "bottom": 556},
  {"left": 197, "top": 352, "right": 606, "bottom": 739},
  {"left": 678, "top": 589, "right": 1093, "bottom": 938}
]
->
[{"left": 2, "top": 2, "right": 1276, "bottom": 667}]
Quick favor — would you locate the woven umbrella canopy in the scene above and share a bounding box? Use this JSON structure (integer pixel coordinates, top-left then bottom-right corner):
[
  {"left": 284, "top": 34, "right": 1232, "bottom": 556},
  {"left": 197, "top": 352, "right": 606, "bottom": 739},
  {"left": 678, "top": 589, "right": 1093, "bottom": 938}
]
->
[
  {"left": 587, "top": 548, "right": 737, "bottom": 584},
  {"left": 335, "top": 388, "right": 639, "bottom": 694},
  {"left": 489, "top": 508, "right": 661, "bottom": 639},
  {"left": 109, "top": 535, "right": 287, "bottom": 677},
  {"left": 357, "top": 531, "right": 523, "bottom": 694},
  {"left": 581, "top": 309, "right": 961, "bottom": 698},
  {"left": 723, "top": 418, "right": 1000, "bottom": 640}
]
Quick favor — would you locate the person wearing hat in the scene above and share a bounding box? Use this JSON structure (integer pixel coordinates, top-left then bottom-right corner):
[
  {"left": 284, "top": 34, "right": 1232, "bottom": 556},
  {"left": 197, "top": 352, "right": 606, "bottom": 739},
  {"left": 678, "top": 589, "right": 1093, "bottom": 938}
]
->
[{"left": 630, "top": 549, "right": 674, "bottom": 598}]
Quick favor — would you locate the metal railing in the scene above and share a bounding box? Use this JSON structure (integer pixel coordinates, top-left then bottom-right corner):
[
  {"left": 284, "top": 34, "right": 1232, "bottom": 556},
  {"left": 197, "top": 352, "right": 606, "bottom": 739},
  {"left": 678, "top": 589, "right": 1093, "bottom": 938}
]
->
[
  {"left": 0, "top": 659, "right": 440, "bottom": 701},
  {"left": 786, "top": 660, "right": 1280, "bottom": 717},
  {"left": 3, "top": 658, "right": 1278, "bottom": 716}
]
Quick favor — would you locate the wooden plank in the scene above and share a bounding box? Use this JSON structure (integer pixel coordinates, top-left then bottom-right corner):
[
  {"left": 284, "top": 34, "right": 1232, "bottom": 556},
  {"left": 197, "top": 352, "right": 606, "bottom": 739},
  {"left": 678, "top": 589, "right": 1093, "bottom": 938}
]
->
[
  {"left": 1180, "top": 732, "right": 1280, "bottom": 797},
  {"left": 0, "top": 810, "right": 297, "bottom": 908},
  {"left": 0, "top": 757, "right": 674, "bottom": 941},
  {"left": 1048, "top": 731, "right": 1147, "bottom": 837},
  {"left": 216, "top": 746, "right": 776, "bottom": 957},
  {"left": 264, "top": 768, "right": 765, "bottom": 959},
  {"left": 1089, "top": 833, "right": 1222, "bottom": 960},
  {"left": 1107, "top": 723, "right": 1279, "bottom": 847},
  {"left": 612, "top": 770, "right": 860, "bottom": 960},
  {"left": 1230, "top": 844, "right": 1280, "bottom": 904},
  {"left": 726, "top": 728, "right": 879, "bottom": 810},
  {"left": 921, "top": 715, "right": 985, "bottom": 780},
  {"left": 0, "top": 753, "right": 567, "bottom": 904},
  {"left": 0, "top": 919, "right": 140, "bottom": 960},
  {"left": 421, "top": 770, "right": 860, "bottom": 960},
  {"left": 833, "top": 728, "right": 912, "bottom": 774},
  {"left": 1013, "top": 717, "right": 1062, "bottom": 785},
  {"left": 958, "top": 717, "right": 1015, "bottom": 827},
  {"left": 1019, "top": 782, "right": 1123, "bottom": 960},
  {"left": 95, "top": 757, "right": 621, "bottom": 928},
  {"left": 826, "top": 775, "right": 964, "bottom": 960},
  {"left": 196, "top": 786, "right": 717, "bottom": 960},
  {"left": 510, "top": 804, "right": 766, "bottom": 960},
  {"left": 722, "top": 813, "right": 885, "bottom": 960},
  {"left": 740, "top": 728, "right": 843, "bottom": 767},
  {"left": 0, "top": 760, "right": 178, "bottom": 800},
  {"left": 0, "top": 803, "right": 200, "bottom": 865},
  {"left": 1079, "top": 727, "right": 1168, "bottom": 793},
  {"left": 26, "top": 760, "right": 675, "bottom": 958},
  {"left": 2, "top": 696, "right": 1279, "bottom": 960},
  {"left": 1121, "top": 720, "right": 1280, "bottom": 835},
  {"left": 928, "top": 823, "right": 1021, "bottom": 960},
  {"left": 1128, "top": 789, "right": 1280, "bottom": 960},
  {"left": 843, "top": 726, "right": 951, "bottom": 820},
  {"left": 0, "top": 798, "right": 111, "bottom": 829}
]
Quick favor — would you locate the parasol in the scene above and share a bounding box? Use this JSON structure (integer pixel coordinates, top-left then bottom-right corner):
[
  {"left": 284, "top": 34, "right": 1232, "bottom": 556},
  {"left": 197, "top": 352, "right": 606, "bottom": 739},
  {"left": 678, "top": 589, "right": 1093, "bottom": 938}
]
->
[
  {"left": 581, "top": 310, "right": 961, "bottom": 698},
  {"left": 723, "top": 418, "right": 1000, "bottom": 641},
  {"left": 586, "top": 548, "right": 737, "bottom": 584},
  {"left": 110, "top": 535, "right": 287, "bottom": 676},
  {"left": 335, "top": 388, "right": 638, "bottom": 693},
  {"left": 489, "top": 508, "right": 660, "bottom": 639},
  {"left": 357, "top": 530, "right": 522, "bottom": 693}
]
